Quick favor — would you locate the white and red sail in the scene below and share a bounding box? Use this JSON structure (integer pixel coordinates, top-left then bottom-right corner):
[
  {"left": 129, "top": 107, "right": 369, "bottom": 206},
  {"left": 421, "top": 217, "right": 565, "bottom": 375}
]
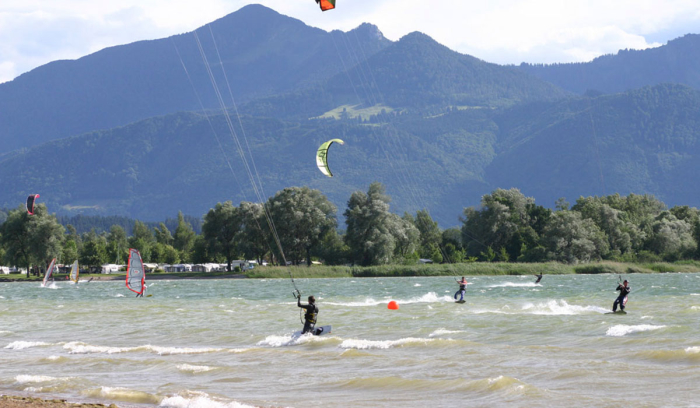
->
[
  {"left": 42, "top": 258, "right": 56, "bottom": 287},
  {"left": 126, "top": 248, "right": 145, "bottom": 295}
]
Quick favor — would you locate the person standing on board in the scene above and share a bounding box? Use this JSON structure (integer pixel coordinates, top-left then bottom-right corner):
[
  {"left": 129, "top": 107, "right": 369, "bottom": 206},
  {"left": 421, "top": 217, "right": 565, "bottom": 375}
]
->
[
  {"left": 454, "top": 277, "right": 468, "bottom": 301},
  {"left": 534, "top": 273, "right": 543, "bottom": 284},
  {"left": 612, "top": 280, "right": 631, "bottom": 312},
  {"left": 297, "top": 294, "right": 318, "bottom": 335}
]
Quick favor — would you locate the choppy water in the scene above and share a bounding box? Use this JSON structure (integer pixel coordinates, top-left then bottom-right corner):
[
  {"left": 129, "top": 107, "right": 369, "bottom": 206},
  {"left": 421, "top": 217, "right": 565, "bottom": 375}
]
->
[{"left": 1, "top": 274, "right": 700, "bottom": 407}]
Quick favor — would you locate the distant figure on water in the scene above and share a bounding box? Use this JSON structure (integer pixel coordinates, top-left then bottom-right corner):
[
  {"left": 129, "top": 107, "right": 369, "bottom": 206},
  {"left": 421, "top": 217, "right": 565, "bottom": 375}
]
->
[
  {"left": 534, "top": 273, "right": 543, "bottom": 284},
  {"left": 297, "top": 294, "right": 318, "bottom": 335},
  {"left": 454, "top": 277, "right": 468, "bottom": 301},
  {"left": 612, "top": 280, "right": 630, "bottom": 312}
]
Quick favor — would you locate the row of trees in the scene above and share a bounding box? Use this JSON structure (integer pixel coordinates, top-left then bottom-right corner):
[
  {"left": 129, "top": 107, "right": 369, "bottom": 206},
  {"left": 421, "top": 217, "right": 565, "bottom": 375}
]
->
[{"left": 2, "top": 184, "right": 699, "bottom": 275}]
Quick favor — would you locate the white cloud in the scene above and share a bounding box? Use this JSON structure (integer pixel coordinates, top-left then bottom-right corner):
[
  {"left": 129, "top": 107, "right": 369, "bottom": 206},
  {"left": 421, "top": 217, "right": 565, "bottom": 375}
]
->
[{"left": 1, "top": 0, "right": 699, "bottom": 83}]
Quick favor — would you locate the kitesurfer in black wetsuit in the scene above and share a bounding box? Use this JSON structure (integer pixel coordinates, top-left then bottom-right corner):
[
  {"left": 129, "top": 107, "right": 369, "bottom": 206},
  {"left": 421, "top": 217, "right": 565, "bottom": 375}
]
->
[
  {"left": 612, "top": 280, "right": 630, "bottom": 312},
  {"left": 454, "top": 277, "right": 468, "bottom": 301},
  {"left": 534, "top": 273, "right": 543, "bottom": 284},
  {"left": 297, "top": 295, "right": 318, "bottom": 334}
]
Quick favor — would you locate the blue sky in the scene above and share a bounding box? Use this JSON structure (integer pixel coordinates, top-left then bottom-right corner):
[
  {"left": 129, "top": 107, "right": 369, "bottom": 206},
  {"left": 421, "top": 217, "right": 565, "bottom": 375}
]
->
[{"left": 1, "top": 0, "right": 698, "bottom": 83}]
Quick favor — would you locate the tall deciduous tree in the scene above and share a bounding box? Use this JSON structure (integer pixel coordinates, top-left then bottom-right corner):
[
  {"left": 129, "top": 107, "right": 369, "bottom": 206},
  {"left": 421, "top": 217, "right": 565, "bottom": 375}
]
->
[
  {"left": 27, "top": 204, "right": 64, "bottom": 273},
  {"left": 267, "top": 187, "right": 337, "bottom": 266},
  {"left": 106, "top": 225, "right": 128, "bottom": 264},
  {"left": 345, "top": 182, "right": 402, "bottom": 266},
  {"left": 237, "top": 202, "right": 269, "bottom": 265},
  {"left": 202, "top": 202, "right": 240, "bottom": 271},
  {"left": 173, "top": 212, "right": 196, "bottom": 262},
  {"left": 1, "top": 206, "right": 33, "bottom": 277}
]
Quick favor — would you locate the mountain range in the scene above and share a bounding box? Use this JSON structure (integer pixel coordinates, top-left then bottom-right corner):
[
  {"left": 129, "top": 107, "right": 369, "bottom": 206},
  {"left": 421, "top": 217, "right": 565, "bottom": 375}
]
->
[{"left": 1, "top": 4, "right": 700, "bottom": 227}]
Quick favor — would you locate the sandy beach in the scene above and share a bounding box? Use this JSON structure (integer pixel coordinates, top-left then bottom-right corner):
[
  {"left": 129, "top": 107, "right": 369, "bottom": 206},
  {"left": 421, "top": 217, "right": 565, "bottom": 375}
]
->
[{"left": 0, "top": 395, "right": 117, "bottom": 408}]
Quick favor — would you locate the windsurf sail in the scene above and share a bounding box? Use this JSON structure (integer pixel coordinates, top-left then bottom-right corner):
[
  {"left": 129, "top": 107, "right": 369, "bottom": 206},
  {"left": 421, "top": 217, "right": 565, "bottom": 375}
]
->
[
  {"left": 69, "top": 260, "right": 79, "bottom": 283},
  {"left": 42, "top": 258, "right": 56, "bottom": 287},
  {"left": 316, "top": 138, "right": 345, "bottom": 177},
  {"left": 126, "top": 248, "right": 145, "bottom": 295}
]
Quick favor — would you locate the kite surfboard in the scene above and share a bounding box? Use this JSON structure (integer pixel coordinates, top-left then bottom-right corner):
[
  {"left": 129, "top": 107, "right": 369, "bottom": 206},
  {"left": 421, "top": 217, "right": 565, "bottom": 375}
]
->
[
  {"left": 293, "top": 325, "right": 332, "bottom": 337},
  {"left": 605, "top": 311, "right": 627, "bottom": 315},
  {"left": 455, "top": 300, "right": 466, "bottom": 304}
]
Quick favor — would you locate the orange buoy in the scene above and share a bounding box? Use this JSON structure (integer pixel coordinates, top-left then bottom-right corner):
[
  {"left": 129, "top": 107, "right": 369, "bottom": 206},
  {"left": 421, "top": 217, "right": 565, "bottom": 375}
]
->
[{"left": 387, "top": 300, "right": 399, "bottom": 310}]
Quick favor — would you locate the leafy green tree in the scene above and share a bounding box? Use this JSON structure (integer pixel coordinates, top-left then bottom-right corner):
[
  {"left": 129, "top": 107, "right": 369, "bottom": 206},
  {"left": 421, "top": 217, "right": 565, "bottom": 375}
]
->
[
  {"left": 154, "top": 223, "right": 174, "bottom": 246},
  {"left": 410, "top": 210, "right": 442, "bottom": 259},
  {"left": 151, "top": 243, "right": 180, "bottom": 264},
  {"left": 542, "top": 211, "right": 609, "bottom": 263},
  {"left": 79, "top": 231, "right": 108, "bottom": 272},
  {"left": 202, "top": 202, "right": 241, "bottom": 271},
  {"left": 1, "top": 206, "right": 33, "bottom": 277},
  {"left": 66, "top": 224, "right": 82, "bottom": 251},
  {"left": 462, "top": 188, "right": 539, "bottom": 260},
  {"left": 267, "top": 187, "right": 337, "bottom": 266},
  {"left": 173, "top": 211, "right": 196, "bottom": 262},
  {"left": 314, "top": 229, "right": 351, "bottom": 265},
  {"left": 190, "top": 235, "right": 211, "bottom": 264},
  {"left": 106, "top": 225, "right": 128, "bottom": 264},
  {"left": 129, "top": 221, "right": 155, "bottom": 262},
  {"left": 27, "top": 204, "right": 64, "bottom": 272},
  {"left": 236, "top": 202, "right": 269, "bottom": 264},
  {"left": 61, "top": 239, "right": 79, "bottom": 264},
  {"left": 345, "top": 182, "right": 399, "bottom": 266},
  {"left": 647, "top": 212, "right": 696, "bottom": 260}
]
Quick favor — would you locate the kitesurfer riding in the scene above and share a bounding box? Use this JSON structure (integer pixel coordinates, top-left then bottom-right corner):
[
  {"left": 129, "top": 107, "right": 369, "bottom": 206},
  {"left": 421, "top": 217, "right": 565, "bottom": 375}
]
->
[
  {"left": 297, "top": 294, "right": 318, "bottom": 334},
  {"left": 534, "top": 273, "right": 543, "bottom": 284},
  {"left": 454, "top": 277, "right": 468, "bottom": 301},
  {"left": 612, "top": 280, "right": 630, "bottom": 312}
]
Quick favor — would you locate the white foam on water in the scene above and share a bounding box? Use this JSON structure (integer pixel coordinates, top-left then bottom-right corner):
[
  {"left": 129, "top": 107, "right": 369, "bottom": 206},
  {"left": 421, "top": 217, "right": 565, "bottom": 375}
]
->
[
  {"left": 64, "top": 341, "right": 231, "bottom": 355},
  {"left": 256, "top": 334, "right": 321, "bottom": 347},
  {"left": 15, "top": 375, "right": 59, "bottom": 383},
  {"left": 521, "top": 299, "right": 609, "bottom": 315},
  {"left": 339, "top": 337, "right": 436, "bottom": 350},
  {"left": 146, "top": 345, "right": 226, "bottom": 355},
  {"left": 57, "top": 305, "right": 64, "bottom": 308},
  {"left": 429, "top": 329, "right": 465, "bottom": 338},
  {"left": 606, "top": 324, "right": 667, "bottom": 337},
  {"left": 83, "top": 386, "right": 161, "bottom": 404},
  {"left": 641, "top": 316, "right": 653, "bottom": 319},
  {"left": 114, "top": 294, "right": 125, "bottom": 298},
  {"left": 5, "top": 341, "right": 52, "bottom": 350},
  {"left": 685, "top": 347, "right": 700, "bottom": 354},
  {"left": 160, "top": 394, "right": 255, "bottom": 408},
  {"left": 176, "top": 364, "right": 217, "bottom": 374},
  {"left": 690, "top": 293, "right": 700, "bottom": 296},
  {"left": 488, "top": 282, "right": 541, "bottom": 288},
  {"left": 64, "top": 341, "right": 134, "bottom": 354},
  {"left": 414, "top": 283, "right": 422, "bottom": 287}
]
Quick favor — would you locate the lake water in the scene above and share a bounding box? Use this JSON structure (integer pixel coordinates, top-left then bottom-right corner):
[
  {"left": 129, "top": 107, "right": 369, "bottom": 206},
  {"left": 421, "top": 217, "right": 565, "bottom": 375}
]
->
[{"left": 1, "top": 274, "right": 699, "bottom": 407}]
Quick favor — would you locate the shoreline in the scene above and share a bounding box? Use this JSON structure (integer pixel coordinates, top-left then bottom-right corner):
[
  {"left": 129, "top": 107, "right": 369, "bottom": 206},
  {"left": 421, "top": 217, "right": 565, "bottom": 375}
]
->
[{"left": 1, "top": 261, "right": 699, "bottom": 282}]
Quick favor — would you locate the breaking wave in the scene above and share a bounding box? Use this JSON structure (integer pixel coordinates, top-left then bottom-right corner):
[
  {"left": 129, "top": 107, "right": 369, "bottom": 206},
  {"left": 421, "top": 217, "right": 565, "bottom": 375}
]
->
[
  {"left": 606, "top": 324, "right": 667, "bottom": 337},
  {"left": 5, "top": 341, "right": 52, "bottom": 350},
  {"left": 63, "top": 341, "right": 247, "bottom": 355},
  {"left": 160, "top": 392, "right": 255, "bottom": 408},
  {"left": 429, "top": 329, "right": 465, "bottom": 338},
  {"left": 338, "top": 337, "right": 455, "bottom": 350}
]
